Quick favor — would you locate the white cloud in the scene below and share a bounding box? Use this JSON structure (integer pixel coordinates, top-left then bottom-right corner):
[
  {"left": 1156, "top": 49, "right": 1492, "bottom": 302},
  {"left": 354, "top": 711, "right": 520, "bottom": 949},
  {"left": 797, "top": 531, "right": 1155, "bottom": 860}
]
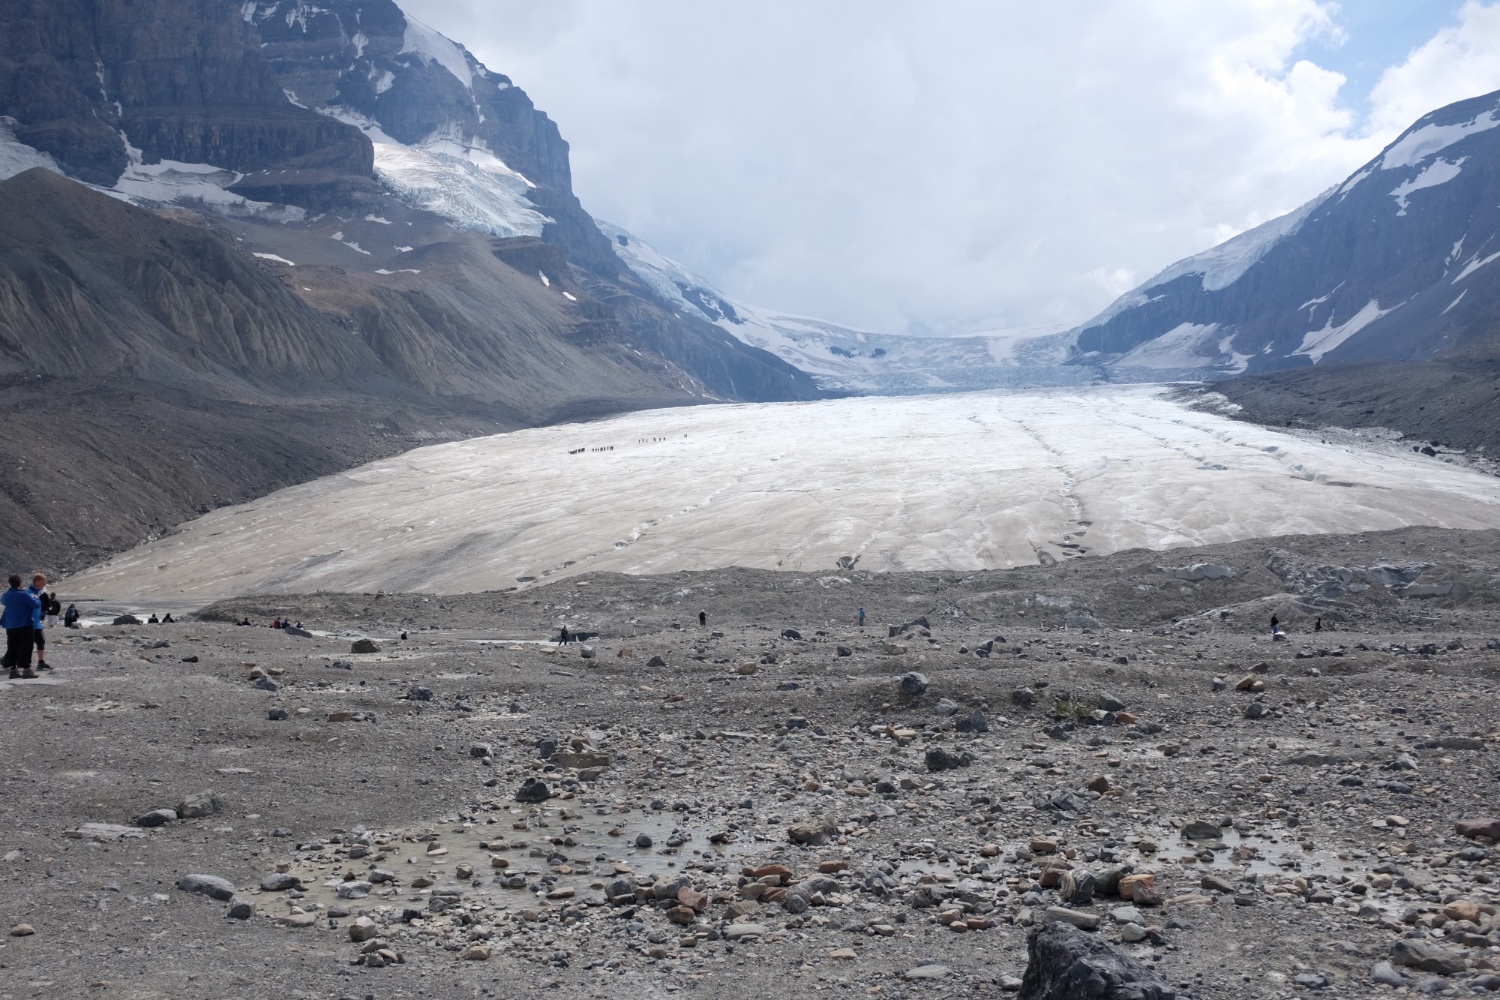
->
[
  {"left": 1368, "top": 1, "right": 1500, "bottom": 135},
  {"left": 399, "top": 0, "right": 1498, "bottom": 334}
]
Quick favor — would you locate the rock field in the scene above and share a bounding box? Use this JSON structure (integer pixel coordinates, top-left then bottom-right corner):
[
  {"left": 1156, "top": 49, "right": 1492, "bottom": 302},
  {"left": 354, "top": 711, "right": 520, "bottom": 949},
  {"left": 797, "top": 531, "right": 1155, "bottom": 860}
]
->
[{"left": 4, "top": 525, "right": 1500, "bottom": 999}]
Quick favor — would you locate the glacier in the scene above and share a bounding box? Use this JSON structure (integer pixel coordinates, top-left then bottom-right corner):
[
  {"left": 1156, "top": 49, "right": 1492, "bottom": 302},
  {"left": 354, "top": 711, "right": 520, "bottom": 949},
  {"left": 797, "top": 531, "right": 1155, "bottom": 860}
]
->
[
  {"left": 599, "top": 221, "right": 1077, "bottom": 394},
  {"left": 66, "top": 385, "right": 1500, "bottom": 601}
]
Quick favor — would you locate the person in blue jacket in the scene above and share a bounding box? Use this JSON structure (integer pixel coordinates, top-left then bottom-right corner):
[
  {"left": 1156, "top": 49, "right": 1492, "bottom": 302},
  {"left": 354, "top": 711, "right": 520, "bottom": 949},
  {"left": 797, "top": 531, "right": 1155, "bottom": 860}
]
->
[
  {"left": 2, "top": 575, "right": 40, "bottom": 679},
  {"left": 28, "top": 574, "right": 49, "bottom": 672}
]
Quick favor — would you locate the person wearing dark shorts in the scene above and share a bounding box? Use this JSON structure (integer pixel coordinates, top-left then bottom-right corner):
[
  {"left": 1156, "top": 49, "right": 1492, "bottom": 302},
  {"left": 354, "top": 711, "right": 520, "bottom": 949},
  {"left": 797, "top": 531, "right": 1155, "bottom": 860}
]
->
[
  {"left": 2, "top": 575, "right": 39, "bottom": 679},
  {"left": 29, "top": 574, "right": 49, "bottom": 671}
]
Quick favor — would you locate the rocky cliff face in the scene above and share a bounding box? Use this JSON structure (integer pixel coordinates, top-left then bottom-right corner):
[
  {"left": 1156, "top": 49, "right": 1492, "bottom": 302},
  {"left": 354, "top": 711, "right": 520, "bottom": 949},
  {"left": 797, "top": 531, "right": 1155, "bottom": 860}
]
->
[
  {"left": 1070, "top": 89, "right": 1500, "bottom": 376},
  {"left": 0, "top": 0, "right": 376, "bottom": 203},
  {"left": 245, "top": 0, "right": 622, "bottom": 275}
]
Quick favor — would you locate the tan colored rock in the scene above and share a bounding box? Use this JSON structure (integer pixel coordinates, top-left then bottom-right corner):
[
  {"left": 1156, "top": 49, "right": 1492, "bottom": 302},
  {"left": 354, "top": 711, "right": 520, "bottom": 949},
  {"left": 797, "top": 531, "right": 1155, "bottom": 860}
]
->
[{"left": 1445, "top": 899, "right": 1482, "bottom": 924}]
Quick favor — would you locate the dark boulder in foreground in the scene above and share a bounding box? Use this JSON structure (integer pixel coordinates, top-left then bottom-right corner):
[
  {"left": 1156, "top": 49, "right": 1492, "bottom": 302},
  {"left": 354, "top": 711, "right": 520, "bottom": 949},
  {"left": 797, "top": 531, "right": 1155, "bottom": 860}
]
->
[
  {"left": 515, "top": 777, "right": 551, "bottom": 804},
  {"left": 1020, "top": 922, "right": 1175, "bottom": 999}
]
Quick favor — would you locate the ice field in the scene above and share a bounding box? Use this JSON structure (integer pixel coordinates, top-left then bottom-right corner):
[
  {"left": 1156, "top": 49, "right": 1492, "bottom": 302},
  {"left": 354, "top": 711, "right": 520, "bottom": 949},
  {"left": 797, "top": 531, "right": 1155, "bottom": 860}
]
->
[{"left": 68, "top": 386, "right": 1500, "bottom": 599}]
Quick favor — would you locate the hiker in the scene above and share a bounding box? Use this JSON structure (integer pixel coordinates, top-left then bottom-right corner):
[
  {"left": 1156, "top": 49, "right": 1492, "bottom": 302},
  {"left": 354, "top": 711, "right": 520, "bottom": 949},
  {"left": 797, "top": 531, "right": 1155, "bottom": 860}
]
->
[
  {"left": 698, "top": 610, "right": 707, "bottom": 628},
  {"left": 147, "top": 614, "right": 160, "bottom": 624},
  {"left": 559, "top": 625, "right": 570, "bottom": 645},
  {"left": 400, "top": 630, "right": 408, "bottom": 641},
  {"left": 1270, "top": 614, "right": 1279, "bottom": 634},
  {"left": 28, "top": 574, "right": 49, "bottom": 672},
  {"left": 45, "top": 594, "right": 59, "bottom": 629},
  {"left": 272, "top": 617, "right": 281, "bottom": 629},
  {"left": 2, "top": 575, "right": 40, "bottom": 679},
  {"left": 64, "top": 604, "right": 80, "bottom": 629},
  {"left": 1314, "top": 617, "right": 1322, "bottom": 632},
  {"left": 858, "top": 608, "right": 866, "bottom": 626},
  {"left": 162, "top": 613, "right": 174, "bottom": 624}
]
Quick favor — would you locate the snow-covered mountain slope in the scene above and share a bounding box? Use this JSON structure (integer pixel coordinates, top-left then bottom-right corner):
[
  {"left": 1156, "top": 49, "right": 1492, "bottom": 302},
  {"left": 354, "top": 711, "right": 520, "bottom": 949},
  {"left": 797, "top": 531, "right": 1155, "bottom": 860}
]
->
[
  {"left": 599, "top": 221, "right": 1080, "bottom": 394},
  {"left": 1070, "top": 88, "right": 1500, "bottom": 376}
]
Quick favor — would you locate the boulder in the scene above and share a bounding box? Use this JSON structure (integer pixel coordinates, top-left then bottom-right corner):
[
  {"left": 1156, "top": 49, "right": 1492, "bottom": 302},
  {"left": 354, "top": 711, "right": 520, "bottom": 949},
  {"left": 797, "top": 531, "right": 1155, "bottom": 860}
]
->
[
  {"left": 284, "top": 626, "right": 313, "bottom": 638},
  {"left": 134, "top": 808, "right": 177, "bottom": 828},
  {"left": 1390, "top": 939, "right": 1466, "bottom": 975},
  {"left": 514, "top": 777, "right": 551, "bottom": 804},
  {"left": 176, "top": 791, "right": 222, "bottom": 819},
  {"left": 112, "top": 614, "right": 142, "bottom": 626},
  {"left": 1018, "top": 921, "right": 1175, "bottom": 999},
  {"left": 788, "top": 818, "right": 837, "bottom": 846},
  {"left": 925, "top": 747, "right": 972, "bottom": 772},
  {"left": 955, "top": 708, "right": 989, "bottom": 733},
  {"left": 1456, "top": 818, "right": 1500, "bottom": 840},
  {"left": 781, "top": 629, "right": 803, "bottom": 640},
  {"left": 899, "top": 672, "right": 928, "bottom": 695},
  {"left": 177, "top": 874, "right": 236, "bottom": 902},
  {"left": 1181, "top": 820, "right": 1222, "bottom": 841},
  {"left": 888, "top": 617, "right": 930, "bottom": 637},
  {"left": 350, "top": 638, "right": 380, "bottom": 654}
]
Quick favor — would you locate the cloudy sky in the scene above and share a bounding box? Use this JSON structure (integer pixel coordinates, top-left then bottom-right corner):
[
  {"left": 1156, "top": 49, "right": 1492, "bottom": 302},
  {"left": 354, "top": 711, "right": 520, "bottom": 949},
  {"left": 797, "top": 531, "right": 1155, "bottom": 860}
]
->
[{"left": 403, "top": 0, "right": 1500, "bottom": 336}]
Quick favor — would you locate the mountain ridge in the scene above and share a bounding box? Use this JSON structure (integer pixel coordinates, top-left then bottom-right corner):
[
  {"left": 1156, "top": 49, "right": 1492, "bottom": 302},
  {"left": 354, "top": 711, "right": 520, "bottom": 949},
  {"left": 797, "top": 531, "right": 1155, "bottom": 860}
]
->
[{"left": 1067, "top": 88, "right": 1500, "bottom": 377}]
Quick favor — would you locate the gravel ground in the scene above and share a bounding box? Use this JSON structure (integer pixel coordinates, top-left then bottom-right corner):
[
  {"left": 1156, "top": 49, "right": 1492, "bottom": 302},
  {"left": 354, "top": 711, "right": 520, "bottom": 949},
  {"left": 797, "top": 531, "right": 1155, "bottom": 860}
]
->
[{"left": 3, "top": 526, "right": 1500, "bottom": 1000}]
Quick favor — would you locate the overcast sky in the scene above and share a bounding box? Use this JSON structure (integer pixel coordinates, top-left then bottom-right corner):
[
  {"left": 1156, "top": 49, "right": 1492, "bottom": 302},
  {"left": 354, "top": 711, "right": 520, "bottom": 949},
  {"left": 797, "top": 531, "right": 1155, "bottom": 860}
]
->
[{"left": 403, "top": 0, "right": 1500, "bottom": 336}]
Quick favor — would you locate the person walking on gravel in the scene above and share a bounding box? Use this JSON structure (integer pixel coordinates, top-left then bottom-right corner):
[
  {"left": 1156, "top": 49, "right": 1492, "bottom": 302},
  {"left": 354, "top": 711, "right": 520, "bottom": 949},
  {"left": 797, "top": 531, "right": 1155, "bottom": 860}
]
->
[
  {"left": 3, "top": 575, "right": 40, "bottom": 679},
  {"left": 28, "top": 574, "right": 50, "bottom": 672},
  {"left": 698, "top": 610, "right": 707, "bottom": 629}
]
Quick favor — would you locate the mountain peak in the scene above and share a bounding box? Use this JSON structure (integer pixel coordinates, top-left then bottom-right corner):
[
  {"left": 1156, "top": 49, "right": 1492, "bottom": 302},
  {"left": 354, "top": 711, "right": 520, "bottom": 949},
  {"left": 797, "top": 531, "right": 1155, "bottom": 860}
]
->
[{"left": 1068, "top": 87, "right": 1500, "bottom": 376}]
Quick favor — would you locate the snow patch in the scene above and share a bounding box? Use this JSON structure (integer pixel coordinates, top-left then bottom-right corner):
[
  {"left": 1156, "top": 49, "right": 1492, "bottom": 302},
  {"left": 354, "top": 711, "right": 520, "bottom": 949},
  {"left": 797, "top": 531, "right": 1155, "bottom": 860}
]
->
[
  {"left": 1380, "top": 105, "right": 1500, "bottom": 171},
  {"left": 108, "top": 135, "right": 304, "bottom": 223},
  {"left": 1443, "top": 289, "right": 1468, "bottom": 315},
  {"left": 374, "top": 268, "right": 421, "bottom": 275},
  {"left": 0, "top": 123, "right": 62, "bottom": 182},
  {"left": 1337, "top": 167, "right": 1371, "bottom": 197},
  {"left": 538, "top": 271, "right": 550, "bottom": 287},
  {"left": 253, "top": 252, "right": 296, "bottom": 266},
  {"left": 364, "top": 214, "right": 391, "bottom": 225},
  {"left": 400, "top": 15, "right": 472, "bottom": 91},
  {"left": 1390, "top": 157, "right": 1464, "bottom": 215},
  {"left": 1452, "top": 250, "right": 1500, "bottom": 284},
  {"left": 1113, "top": 322, "right": 1222, "bottom": 369},
  {"left": 321, "top": 108, "right": 547, "bottom": 239},
  {"left": 1293, "top": 300, "right": 1394, "bottom": 363}
]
